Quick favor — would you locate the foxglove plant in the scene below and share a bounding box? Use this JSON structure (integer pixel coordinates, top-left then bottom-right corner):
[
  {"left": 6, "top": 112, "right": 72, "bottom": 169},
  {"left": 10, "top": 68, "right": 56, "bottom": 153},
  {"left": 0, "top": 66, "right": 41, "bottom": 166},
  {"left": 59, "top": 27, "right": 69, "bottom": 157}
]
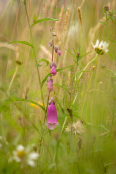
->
[{"left": 46, "top": 28, "right": 62, "bottom": 130}]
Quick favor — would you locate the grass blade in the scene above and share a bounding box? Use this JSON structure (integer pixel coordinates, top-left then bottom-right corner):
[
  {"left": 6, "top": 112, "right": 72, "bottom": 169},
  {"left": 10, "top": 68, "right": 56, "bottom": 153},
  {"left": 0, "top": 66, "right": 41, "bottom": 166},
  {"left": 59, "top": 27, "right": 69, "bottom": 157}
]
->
[
  {"left": 8, "top": 41, "right": 33, "bottom": 48},
  {"left": 12, "top": 98, "right": 45, "bottom": 111},
  {"left": 31, "top": 18, "right": 58, "bottom": 27}
]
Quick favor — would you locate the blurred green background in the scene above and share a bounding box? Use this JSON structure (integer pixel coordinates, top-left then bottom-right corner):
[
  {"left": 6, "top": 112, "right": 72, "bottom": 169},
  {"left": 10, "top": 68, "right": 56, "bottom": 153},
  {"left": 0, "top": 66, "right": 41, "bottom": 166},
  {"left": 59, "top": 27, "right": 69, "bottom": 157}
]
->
[{"left": 0, "top": 0, "right": 116, "bottom": 173}]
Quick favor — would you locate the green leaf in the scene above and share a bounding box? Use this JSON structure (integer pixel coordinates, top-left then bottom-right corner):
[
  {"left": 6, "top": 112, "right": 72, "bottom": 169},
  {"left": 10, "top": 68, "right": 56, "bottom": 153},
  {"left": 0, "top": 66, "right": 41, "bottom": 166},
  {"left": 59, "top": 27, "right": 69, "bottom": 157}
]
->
[
  {"left": 33, "top": 14, "right": 39, "bottom": 22},
  {"left": 66, "top": 49, "right": 77, "bottom": 64},
  {"left": 73, "top": 48, "right": 77, "bottom": 56},
  {"left": 37, "top": 59, "right": 49, "bottom": 67},
  {"left": 108, "top": 51, "right": 114, "bottom": 60},
  {"left": 99, "top": 21, "right": 106, "bottom": 25},
  {"left": 8, "top": 41, "right": 33, "bottom": 48},
  {"left": 55, "top": 97, "right": 65, "bottom": 114},
  {"left": 66, "top": 49, "right": 75, "bottom": 58},
  {"left": 79, "top": 51, "right": 92, "bottom": 59},
  {"left": 111, "top": 18, "right": 116, "bottom": 24},
  {"left": 102, "top": 68, "right": 116, "bottom": 76},
  {"left": 53, "top": 84, "right": 71, "bottom": 95},
  {"left": 57, "top": 65, "right": 74, "bottom": 72},
  {"left": 31, "top": 18, "right": 58, "bottom": 27},
  {"left": 12, "top": 98, "right": 45, "bottom": 111},
  {"left": 41, "top": 73, "right": 51, "bottom": 87},
  {"left": 75, "top": 70, "right": 90, "bottom": 77},
  {"left": 109, "top": 39, "right": 116, "bottom": 43}
]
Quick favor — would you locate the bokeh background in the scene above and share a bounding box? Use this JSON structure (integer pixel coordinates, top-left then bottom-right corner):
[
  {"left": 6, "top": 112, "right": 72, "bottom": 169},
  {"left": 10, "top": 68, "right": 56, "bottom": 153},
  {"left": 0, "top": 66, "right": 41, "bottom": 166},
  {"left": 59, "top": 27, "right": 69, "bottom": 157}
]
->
[{"left": 0, "top": 0, "right": 116, "bottom": 173}]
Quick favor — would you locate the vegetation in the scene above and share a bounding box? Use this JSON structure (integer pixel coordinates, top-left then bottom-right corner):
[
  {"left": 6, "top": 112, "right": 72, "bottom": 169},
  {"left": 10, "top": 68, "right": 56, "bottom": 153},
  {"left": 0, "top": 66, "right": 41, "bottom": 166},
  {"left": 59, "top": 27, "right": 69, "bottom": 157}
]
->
[{"left": 0, "top": 0, "right": 116, "bottom": 173}]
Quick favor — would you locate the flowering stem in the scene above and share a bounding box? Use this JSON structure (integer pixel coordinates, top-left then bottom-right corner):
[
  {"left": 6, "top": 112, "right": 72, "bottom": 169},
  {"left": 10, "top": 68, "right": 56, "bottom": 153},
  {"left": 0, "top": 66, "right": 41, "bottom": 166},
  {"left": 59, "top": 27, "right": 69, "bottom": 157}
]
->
[
  {"left": 45, "top": 91, "right": 50, "bottom": 122},
  {"left": 73, "top": 54, "right": 98, "bottom": 105},
  {"left": 24, "top": 1, "right": 45, "bottom": 113},
  {"left": 78, "top": 54, "right": 98, "bottom": 82},
  {"left": 45, "top": 37, "right": 55, "bottom": 117},
  {"left": 52, "top": 39, "right": 54, "bottom": 61},
  {"left": 80, "top": 54, "right": 98, "bottom": 116}
]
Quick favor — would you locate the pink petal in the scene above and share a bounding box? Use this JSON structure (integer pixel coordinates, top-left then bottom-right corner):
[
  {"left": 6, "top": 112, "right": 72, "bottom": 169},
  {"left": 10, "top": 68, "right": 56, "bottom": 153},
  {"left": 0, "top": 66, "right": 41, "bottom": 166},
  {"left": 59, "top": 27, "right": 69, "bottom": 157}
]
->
[
  {"left": 47, "top": 103, "right": 58, "bottom": 130},
  {"left": 51, "top": 66, "right": 57, "bottom": 76}
]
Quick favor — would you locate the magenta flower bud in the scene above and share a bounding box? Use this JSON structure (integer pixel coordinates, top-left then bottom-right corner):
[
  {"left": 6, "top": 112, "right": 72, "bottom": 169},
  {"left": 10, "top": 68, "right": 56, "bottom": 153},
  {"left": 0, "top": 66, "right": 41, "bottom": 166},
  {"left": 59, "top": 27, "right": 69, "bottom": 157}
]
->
[
  {"left": 51, "top": 66, "right": 57, "bottom": 76},
  {"left": 47, "top": 76, "right": 53, "bottom": 82},
  {"left": 47, "top": 77, "right": 53, "bottom": 92},
  {"left": 57, "top": 50, "right": 62, "bottom": 56},
  {"left": 54, "top": 45, "right": 60, "bottom": 53},
  {"left": 48, "top": 40, "right": 53, "bottom": 47},
  {"left": 47, "top": 102, "right": 58, "bottom": 130},
  {"left": 49, "top": 97, "right": 55, "bottom": 105},
  {"left": 50, "top": 61, "right": 56, "bottom": 68}
]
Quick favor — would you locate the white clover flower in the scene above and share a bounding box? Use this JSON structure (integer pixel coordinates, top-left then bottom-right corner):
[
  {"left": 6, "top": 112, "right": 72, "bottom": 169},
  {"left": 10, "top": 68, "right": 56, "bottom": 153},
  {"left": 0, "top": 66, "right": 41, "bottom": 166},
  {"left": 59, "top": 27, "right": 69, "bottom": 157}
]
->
[
  {"left": 92, "top": 40, "right": 109, "bottom": 55},
  {"left": 65, "top": 120, "right": 85, "bottom": 135},
  {"left": 13, "top": 145, "right": 39, "bottom": 167}
]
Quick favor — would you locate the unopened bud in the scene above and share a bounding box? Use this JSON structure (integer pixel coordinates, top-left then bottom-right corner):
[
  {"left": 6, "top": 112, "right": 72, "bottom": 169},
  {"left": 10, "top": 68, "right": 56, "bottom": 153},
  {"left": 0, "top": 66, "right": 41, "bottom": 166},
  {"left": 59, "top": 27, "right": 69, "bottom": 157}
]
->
[
  {"left": 51, "top": 66, "right": 57, "bottom": 76},
  {"left": 104, "top": 5, "right": 109, "bottom": 12},
  {"left": 48, "top": 40, "right": 53, "bottom": 47},
  {"left": 49, "top": 27, "right": 53, "bottom": 32},
  {"left": 77, "top": 53, "right": 80, "bottom": 57},
  {"left": 47, "top": 80, "right": 53, "bottom": 92},
  {"left": 47, "top": 76, "right": 53, "bottom": 82},
  {"left": 49, "top": 97, "right": 55, "bottom": 105},
  {"left": 16, "top": 60, "right": 23, "bottom": 65},
  {"left": 99, "top": 81, "right": 103, "bottom": 85},
  {"left": 57, "top": 50, "right": 62, "bottom": 56},
  {"left": 54, "top": 45, "right": 60, "bottom": 53},
  {"left": 92, "top": 66, "right": 95, "bottom": 70},
  {"left": 52, "top": 32, "right": 57, "bottom": 37},
  {"left": 50, "top": 62, "right": 56, "bottom": 68}
]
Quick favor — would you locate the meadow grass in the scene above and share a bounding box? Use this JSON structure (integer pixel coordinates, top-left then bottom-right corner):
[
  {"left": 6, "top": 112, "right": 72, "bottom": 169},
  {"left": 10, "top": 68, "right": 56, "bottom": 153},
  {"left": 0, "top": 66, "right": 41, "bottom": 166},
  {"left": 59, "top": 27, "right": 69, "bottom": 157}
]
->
[{"left": 0, "top": 0, "right": 116, "bottom": 173}]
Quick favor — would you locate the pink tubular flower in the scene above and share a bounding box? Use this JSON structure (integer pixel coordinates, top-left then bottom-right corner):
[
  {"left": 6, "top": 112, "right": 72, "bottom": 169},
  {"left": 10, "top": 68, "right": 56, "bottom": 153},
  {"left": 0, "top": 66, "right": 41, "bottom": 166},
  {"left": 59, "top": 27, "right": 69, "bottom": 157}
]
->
[
  {"left": 47, "top": 77, "right": 53, "bottom": 92},
  {"left": 51, "top": 66, "right": 57, "bottom": 76},
  {"left": 47, "top": 102, "right": 58, "bottom": 130},
  {"left": 57, "top": 50, "right": 62, "bottom": 56}
]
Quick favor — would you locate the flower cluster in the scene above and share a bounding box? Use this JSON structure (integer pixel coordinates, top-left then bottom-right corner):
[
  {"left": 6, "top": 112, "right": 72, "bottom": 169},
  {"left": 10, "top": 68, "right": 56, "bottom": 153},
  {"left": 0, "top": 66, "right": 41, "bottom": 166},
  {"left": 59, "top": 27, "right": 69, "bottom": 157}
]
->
[
  {"left": 46, "top": 29, "right": 62, "bottom": 130},
  {"left": 12, "top": 145, "right": 39, "bottom": 167},
  {"left": 48, "top": 42, "right": 62, "bottom": 56}
]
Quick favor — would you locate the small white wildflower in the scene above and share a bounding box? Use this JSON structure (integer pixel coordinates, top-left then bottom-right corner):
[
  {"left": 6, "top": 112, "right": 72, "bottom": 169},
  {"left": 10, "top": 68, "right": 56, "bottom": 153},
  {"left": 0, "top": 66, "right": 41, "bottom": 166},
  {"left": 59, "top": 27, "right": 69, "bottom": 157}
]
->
[
  {"left": 65, "top": 120, "right": 85, "bottom": 135},
  {"left": 92, "top": 40, "right": 109, "bottom": 55},
  {"left": 13, "top": 145, "right": 39, "bottom": 167}
]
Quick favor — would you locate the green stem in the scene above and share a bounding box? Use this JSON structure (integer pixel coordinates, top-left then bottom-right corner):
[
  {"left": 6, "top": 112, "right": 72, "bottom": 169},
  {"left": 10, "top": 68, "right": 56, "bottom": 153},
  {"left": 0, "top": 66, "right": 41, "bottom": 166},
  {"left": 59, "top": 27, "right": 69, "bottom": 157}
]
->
[
  {"left": 81, "top": 54, "right": 99, "bottom": 116},
  {"left": 73, "top": 54, "right": 98, "bottom": 105},
  {"left": 80, "top": 69, "right": 93, "bottom": 116},
  {"left": 78, "top": 54, "right": 98, "bottom": 82},
  {"left": 24, "top": 1, "right": 45, "bottom": 114}
]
